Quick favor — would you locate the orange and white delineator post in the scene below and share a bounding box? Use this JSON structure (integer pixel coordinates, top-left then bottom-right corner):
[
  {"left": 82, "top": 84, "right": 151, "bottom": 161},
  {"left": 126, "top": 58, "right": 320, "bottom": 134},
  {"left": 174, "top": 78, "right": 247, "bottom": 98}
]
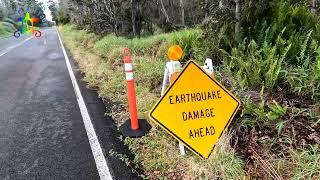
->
[
  {"left": 119, "top": 48, "right": 151, "bottom": 137},
  {"left": 123, "top": 48, "right": 139, "bottom": 130}
]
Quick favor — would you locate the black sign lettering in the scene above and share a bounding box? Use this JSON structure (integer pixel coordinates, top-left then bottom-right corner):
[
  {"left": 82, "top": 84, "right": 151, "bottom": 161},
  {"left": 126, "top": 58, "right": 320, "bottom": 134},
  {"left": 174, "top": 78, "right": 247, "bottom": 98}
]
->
[
  {"left": 182, "top": 108, "right": 215, "bottom": 121},
  {"left": 189, "top": 126, "right": 216, "bottom": 139},
  {"left": 168, "top": 91, "right": 222, "bottom": 105}
]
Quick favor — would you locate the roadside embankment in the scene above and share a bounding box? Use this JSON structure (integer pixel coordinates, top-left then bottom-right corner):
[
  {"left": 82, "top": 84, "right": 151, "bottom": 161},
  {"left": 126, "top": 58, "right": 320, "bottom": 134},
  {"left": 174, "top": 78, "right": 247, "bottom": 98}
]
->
[{"left": 58, "top": 24, "right": 320, "bottom": 179}]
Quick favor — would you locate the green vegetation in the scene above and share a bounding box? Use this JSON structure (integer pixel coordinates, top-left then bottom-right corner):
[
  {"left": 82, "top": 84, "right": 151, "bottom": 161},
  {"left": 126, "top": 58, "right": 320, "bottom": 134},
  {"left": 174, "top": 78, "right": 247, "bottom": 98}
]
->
[
  {"left": 58, "top": 0, "right": 320, "bottom": 179},
  {"left": 0, "top": 18, "right": 16, "bottom": 38},
  {"left": 94, "top": 28, "right": 205, "bottom": 62},
  {"left": 1, "top": 0, "right": 47, "bottom": 30},
  {"left": 59, "top": 24, "right": 247, "bottom": 179},
  {"left": 59, "top": 21, "right": 320, "bottom": 178}
]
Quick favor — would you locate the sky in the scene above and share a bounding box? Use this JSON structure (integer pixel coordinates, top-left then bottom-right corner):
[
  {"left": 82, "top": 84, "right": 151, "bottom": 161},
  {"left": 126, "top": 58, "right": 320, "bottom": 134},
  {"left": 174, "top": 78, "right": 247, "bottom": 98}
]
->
[{"left": 36, "top": 0, "right": 57, "bottom": 21}]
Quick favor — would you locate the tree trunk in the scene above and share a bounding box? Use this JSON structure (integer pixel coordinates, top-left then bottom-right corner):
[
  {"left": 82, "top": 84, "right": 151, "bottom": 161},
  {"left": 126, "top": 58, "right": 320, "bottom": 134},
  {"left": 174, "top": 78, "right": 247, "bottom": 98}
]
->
[
  {"left": 204, "top": 0, "right": 208, "bottom": 19},
  {"left": 131, "top": 0, "right": 137, "bottom": 36},
  {"left": 235, "top": 0, "right": 241, "bottom": 41},
  {"left": 179, "top": 0, "right": 185, "bottom": 27},
  {"left": 219, "top": 0, "right": 223, "bottom": 9},
  {"left": 159, "top": 0, "right": 170, "bottom": 23},
  {"left": 131, "top": 0, "right": 141, "bottom": 37},
  {"left": 169, "top": 0, "right": 174, "bottom": 19},
  {"left": 311, "top": 0, "right": 317, "bottom": 14}
]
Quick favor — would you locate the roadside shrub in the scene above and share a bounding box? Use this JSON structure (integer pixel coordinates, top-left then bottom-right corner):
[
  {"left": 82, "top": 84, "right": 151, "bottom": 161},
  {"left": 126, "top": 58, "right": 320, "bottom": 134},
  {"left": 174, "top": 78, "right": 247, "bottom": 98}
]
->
[
  {"left": 167, "top": 29, "right": 207, "bottom": 64},
  {"left": 223, "top": 34, "right": 291, "bottom": 90},
  {"left": 204, "top": 0, "right": 320, "bottom": 101},
  {"left": 283, "top": 47, "right": 320, "bottom": 99},
  {"left": 2, "top": 17, "right": 15, "bottom": 25},
  {"left": 0, "top": 21, "right": 16, "bottom": 38},
  {"left": 204, "top": 1, "right": 320, "bottom": 66},
  {"left": 239, "top": 87, "right": 288, "bottom": 127}
]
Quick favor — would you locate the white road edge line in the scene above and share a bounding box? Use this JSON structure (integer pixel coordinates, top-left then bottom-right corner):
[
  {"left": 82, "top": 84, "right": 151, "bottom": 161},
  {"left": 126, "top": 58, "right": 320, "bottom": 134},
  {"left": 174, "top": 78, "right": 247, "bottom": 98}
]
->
[
  {"left": 56, "top": 28, "right": 113, "bottom": 180},
  {"left": 0, "top": 36, "right": 33, "bottom": 57}
]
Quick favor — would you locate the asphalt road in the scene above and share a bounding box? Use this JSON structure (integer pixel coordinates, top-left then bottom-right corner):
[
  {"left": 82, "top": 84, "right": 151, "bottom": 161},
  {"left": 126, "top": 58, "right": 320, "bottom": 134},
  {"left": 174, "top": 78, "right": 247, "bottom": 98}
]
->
[{"left": 0, "top": 28, "right": 138, "bottom": 179}]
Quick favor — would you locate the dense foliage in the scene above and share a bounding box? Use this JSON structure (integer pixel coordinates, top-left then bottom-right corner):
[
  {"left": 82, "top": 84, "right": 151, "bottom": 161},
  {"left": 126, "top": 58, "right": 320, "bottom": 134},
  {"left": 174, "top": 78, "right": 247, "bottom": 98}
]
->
[
  {"left": 0, "top": 0, "right": 46, "bottom": 34},
  {"left": 0, "top": 0, "right": 45, "bottom": 22},
  {"left": 50, "top": 0, "right": 208, "bottom": 36},
  {"left": 204, "top": 0, "right": 320, "bottom": 100}
]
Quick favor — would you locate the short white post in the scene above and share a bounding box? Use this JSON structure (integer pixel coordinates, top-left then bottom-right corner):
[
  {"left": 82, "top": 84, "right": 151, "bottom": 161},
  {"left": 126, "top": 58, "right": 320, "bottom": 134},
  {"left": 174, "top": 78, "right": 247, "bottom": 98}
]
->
[
  {"left": 160, "top": 64, "right": 169, "bottom": 96},
  {"left": 178, "top": 142, "right": 186, "bottom": 155},
  {"left": 203, "top": 58, "right": 214, "bottom": 75},
  {"left": 160, "top": 61, "right": 186, "bottom": 155}
]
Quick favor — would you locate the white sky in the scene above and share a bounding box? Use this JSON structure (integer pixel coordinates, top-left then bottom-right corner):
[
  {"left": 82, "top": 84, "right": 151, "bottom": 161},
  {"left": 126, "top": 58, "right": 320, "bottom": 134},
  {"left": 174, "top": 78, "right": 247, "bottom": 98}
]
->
[{"left": 36, "top": 0, "right": 57, "bottom": 21}]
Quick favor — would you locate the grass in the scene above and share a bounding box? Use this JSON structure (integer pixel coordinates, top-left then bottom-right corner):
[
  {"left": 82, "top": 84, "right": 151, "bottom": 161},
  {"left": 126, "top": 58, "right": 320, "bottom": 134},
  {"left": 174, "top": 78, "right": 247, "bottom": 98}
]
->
[
  {"left": 58, "top": 24, "right": 320, "bottom": 179},
  {"left": 291, "top": 146, "right": 320, "bottom": 179},
  {"left": 94, "top": 27, "right": 206, "bottom": 63},
  {"left": 273, "top": 145, "right": 320, "bottom": 179},
  {"left": 58, "top": 24, "right": 246, "bottom": 179},
  {"left": 0, "top": 21, "right": 16, "bottom": 38},
  {"left": 0, "top": 17, "right": 44, "bottom": 39}
]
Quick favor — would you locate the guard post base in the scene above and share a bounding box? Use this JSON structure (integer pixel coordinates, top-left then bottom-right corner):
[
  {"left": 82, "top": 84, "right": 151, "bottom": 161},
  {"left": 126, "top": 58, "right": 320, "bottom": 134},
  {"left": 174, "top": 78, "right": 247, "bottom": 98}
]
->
[{"left": 119, "top": 119, "right": 151, "bottom": 138}]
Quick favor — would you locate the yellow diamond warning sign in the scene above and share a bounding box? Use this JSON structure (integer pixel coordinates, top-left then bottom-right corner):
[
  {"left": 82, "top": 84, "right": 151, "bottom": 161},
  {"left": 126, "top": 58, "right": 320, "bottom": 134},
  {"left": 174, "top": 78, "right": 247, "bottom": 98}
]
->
[{"left": 149, "top": 61, "right": 240, "bottom": 159}]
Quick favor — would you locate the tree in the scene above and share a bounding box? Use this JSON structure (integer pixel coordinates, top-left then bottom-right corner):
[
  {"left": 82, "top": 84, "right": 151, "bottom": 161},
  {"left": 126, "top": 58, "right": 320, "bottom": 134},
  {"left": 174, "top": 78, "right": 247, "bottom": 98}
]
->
[
  {"left": 0, "top": 0, "right": 45, "bottom": 26},
  {"left": 52, "top": 0, "right": 207, "bottom": 36},
  {"left": 235, "top": 0, "right": 241, "bottom": 41},
  {"left": 179, "top": 0, "right": 185, "bottom": 27}
]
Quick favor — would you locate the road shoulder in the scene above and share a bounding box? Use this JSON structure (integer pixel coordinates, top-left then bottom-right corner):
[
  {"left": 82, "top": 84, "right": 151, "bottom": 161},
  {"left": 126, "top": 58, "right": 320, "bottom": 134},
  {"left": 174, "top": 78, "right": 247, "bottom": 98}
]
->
[{"left": 63, "top": 43, "right": 142, "bottom": 180}]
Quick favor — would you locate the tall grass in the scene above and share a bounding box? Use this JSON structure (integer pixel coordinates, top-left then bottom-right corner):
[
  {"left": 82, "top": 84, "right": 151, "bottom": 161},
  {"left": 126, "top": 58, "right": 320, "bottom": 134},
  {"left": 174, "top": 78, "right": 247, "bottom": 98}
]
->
[
  {"left": 94, "top": 28, "right": 206, "bottom": 63},
  {"left": 59, "top": 24, "right": 246, "bottom": 179}
]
